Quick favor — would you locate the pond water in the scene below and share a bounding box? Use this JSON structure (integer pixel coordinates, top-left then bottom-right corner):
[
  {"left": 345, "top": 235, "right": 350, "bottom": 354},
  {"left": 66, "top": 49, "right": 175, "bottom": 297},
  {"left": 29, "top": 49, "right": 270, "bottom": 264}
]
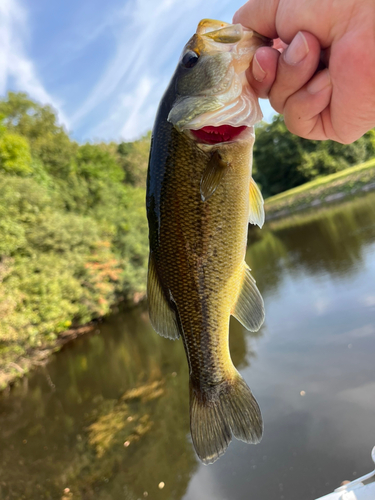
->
[{"left": 1, "top": 192, "right": 375, "bottom": 500}]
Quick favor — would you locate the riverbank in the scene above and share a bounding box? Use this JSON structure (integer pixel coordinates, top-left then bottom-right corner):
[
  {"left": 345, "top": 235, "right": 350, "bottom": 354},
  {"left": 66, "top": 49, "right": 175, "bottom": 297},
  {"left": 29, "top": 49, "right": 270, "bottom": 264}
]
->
[
  {"left": 2, "top": 157, "right": 375, "bottom": 393},
  {"left": 0, "top": 171, "right": 148, "bottom": 392},
  {"left": 0, "top": 323, "right": 97, "bottom": 392},
  {"left": 0, "top": 295, "right": 147, "bottom": 392},
  {"left": 265, "top": 158, "right": 375, "bottom": 220},
  {"left": 0, "top": 93, "right": 152, "bottom": 393}
]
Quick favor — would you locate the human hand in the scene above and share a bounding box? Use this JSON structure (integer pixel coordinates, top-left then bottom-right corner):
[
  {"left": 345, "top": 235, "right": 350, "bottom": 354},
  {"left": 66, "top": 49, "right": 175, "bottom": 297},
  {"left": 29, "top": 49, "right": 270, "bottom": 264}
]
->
[{"left": 233, "top": 0, "right": 375, "bottom": 143}]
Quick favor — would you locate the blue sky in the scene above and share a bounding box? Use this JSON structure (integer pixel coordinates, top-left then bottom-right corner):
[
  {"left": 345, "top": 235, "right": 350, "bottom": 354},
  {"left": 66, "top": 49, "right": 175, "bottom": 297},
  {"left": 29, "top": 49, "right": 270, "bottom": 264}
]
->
[{"left": 0, "top": 0, "right": 276, "bottom": 143}]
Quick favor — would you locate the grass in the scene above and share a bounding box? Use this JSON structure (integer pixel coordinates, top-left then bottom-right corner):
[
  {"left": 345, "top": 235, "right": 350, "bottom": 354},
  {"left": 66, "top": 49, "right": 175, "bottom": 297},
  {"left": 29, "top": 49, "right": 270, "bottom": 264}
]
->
[{"left": 265, "top": 158, "right": 375, "bottom": 218}]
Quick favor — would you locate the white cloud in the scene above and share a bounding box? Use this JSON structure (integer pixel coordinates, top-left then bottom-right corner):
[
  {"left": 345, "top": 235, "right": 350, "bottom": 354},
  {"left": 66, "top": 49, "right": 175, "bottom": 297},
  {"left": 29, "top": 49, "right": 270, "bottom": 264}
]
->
[
  {"left": 92, "top": 75, "right": 156, "bottom": 141},
  {"left": 72, "top": 0, "right": 242, "bottom": 140},
  {"left": 0, "top": 0, "right": 275, "bottom": 141},
  {"left": 0, "top": 0, "right": 68, "bottom": 127}
]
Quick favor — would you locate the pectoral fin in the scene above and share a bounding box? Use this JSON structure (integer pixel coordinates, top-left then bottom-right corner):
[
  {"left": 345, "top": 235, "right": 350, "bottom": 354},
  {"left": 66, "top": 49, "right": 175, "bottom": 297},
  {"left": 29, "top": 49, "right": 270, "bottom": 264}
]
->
[
  {"left": 232, "top": 264, "right": 265, "bottom": 332},
  {"left": 249, "top": 177, "right": 265, "bottom": 228},
  {"left": 200, "top": 150, "right": 229, "bottom": 202},
  {"left": 147, "top": 255, "right": 180, "bottom": 340}
]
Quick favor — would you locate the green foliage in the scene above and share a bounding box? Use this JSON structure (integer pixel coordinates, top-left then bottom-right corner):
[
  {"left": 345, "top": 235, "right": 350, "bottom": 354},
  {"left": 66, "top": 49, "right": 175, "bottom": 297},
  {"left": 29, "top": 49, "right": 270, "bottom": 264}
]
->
[
  {"left": 0, "top": 92, "right": 63, "bottom": 141},
  {"left": 253, "top": 116, "right": 306, "bottom": 196},
  {"left": 254, "top": 115, "right": 375, "bottom": 197},
  {"left": 0, "top": 91, "right": 77, "bottom": 176},
  {"left": 364, "top": 129, "right": 375, "bottom": 157},
  {"left": 0, "top": 92, "right": 150, "bottom": 364},
  {"left": 33, "top": 129, "right": 77, "bottom": 176},
  {"left": 117, "top": 132, "right": 151, "bottom": 187},
  {"left": 0, "top": 131, "right": 32, "bottom": 175},
  {"left": 76, "top": 143, "right": 124, "bottom": 182},
  {"left": 0, "top": 173, "right": 126, "bottom": 347}
]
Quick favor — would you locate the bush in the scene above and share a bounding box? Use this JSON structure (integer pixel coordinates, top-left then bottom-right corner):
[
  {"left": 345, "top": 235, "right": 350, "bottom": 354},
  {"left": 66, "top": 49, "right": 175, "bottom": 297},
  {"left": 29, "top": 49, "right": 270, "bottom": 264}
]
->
[{"left": 0, "top": 132, "right": 32, "bottom": 175}]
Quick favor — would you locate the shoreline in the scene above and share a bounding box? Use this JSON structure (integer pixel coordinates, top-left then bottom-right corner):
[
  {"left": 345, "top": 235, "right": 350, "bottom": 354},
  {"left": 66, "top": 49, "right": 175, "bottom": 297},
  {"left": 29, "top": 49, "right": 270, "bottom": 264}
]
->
[
  {"left": 265, "top": 159, "right": 375, "bottom": 220},
  {"left": 0, "top": 295, "right": 146, "bottom": 394},
  {"left": 0, "top": 323, "right": 97, "bottom": 393},
  {"left": 266, "top": 180, "right": 375, "bottom": 221}
]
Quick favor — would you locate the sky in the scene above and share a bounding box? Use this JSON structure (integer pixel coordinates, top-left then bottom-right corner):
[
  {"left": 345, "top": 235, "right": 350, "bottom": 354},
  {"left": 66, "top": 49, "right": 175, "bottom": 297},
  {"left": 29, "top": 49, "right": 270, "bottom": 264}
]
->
[{"left": 0, "top": 0, "right": 276, "bottom": 143}]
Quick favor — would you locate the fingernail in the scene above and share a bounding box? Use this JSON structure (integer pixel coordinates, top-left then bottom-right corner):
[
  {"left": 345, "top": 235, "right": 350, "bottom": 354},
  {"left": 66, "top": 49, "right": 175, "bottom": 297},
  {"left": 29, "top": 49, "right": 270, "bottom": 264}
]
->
[
  {"left": 284, "top": 31, "right": 309, "bottom": 65},
  {"left": 253, "top": 53, "right": 266, "bottom": 82},
  {"left": 307, "top": 69, "right": 331, "bottom": 94}
]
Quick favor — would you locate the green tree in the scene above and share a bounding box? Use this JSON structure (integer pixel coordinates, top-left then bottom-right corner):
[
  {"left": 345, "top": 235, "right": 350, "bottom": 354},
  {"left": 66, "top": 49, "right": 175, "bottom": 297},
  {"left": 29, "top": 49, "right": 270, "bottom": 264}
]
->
[
  {"left": 254, "top": 115, "right": 375, "bottom": 197},
  {"left": 76, "top": 143, "right": 124, "bottom": 183},
  {"left": 0, "top": 92, "right": 63, "bottom": 140},
  {"left": 364, "top": 129, "right": 375, "bottom": 158},
  {"left": 0, "top": 131, "right": 32, "bottom": 175},
  {"left": 0, "top": 91, "right": 77, "bottom": 176},
  {"left": 0, "top": 93, "right": 150, "bottom": 378},
  {"left": 253, "top": 116, "right": 307, "bottom": 197},
  {"left": 117, "top": 132, "right": 151, "bottom": 187}
]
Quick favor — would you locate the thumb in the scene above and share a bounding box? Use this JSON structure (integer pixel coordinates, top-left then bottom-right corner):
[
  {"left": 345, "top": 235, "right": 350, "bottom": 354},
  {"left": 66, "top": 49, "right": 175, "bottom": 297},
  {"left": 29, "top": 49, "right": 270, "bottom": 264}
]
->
[{"left": 233, "top": 0, "right": 280, "bottom": 39}]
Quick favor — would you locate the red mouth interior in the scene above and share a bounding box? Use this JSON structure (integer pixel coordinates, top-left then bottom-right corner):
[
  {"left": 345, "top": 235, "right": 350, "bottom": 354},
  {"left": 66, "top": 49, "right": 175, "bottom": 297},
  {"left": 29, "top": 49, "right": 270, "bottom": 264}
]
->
[{"left": 190, "top": 125, "right": 247, "bottom": 144}]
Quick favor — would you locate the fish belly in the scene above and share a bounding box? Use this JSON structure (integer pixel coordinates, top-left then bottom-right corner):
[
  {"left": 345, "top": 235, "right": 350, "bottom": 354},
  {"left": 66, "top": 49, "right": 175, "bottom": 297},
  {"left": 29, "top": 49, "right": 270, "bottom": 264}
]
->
[{"left": 157, "top": 133, "right": 251, "bottom": 386}]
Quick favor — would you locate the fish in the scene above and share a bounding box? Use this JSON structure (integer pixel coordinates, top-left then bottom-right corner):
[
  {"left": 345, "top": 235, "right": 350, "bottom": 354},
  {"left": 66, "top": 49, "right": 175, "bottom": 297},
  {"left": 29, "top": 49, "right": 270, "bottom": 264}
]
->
[{"left": 146, "top": 19, "right": 270, "bottom": 464}]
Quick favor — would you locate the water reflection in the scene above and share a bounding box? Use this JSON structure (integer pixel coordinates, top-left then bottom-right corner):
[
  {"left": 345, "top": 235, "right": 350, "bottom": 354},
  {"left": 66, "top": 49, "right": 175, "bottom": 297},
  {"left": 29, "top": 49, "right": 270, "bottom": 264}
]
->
[
  {"left": 0, "top": 306, "right": 260, "bottom": 500},
  {"left": 249, "top": 193, "right": 375, "bottom": 296},
  {"left": 0, "top": 312, "right": 193, "bottom": 499},
  {"left": 1, "top": 192, "right": 375, "bottom": 500}
]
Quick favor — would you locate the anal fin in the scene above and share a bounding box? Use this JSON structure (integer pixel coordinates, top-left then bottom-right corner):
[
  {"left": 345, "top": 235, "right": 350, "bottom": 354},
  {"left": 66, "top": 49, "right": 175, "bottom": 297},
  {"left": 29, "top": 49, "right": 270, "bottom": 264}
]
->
[
  {"left": 249, "top": 177, "right": 265, "bottom": 228},
  {"left": 232, "top": 264, "right": 265, "bottom": 332},
  {"left": 147, "top": 255, "right": 180, "bottom": 340}
]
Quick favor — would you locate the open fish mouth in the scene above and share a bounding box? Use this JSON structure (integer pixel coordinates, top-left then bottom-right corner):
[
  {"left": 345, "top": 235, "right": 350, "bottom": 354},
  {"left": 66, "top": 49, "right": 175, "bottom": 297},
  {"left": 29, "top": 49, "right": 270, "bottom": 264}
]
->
[{"left": 190, "top": 125, "right": 249, "bottom": 144}]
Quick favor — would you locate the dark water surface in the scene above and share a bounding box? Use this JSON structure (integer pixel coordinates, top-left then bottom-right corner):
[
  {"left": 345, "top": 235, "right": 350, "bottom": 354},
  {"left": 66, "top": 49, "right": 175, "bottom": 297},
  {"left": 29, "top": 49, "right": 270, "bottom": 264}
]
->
[{"left": 1, "top": 192, "right": 375, "bottom": 500}]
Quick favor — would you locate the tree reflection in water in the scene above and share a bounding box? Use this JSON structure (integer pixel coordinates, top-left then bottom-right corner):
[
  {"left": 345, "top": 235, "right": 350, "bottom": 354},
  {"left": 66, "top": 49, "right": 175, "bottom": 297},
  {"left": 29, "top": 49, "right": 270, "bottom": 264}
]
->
[
  {"left": 248, "top": 191, "right": 375, "bottom": 298},
  {"left": 1, "top": 191, "right": 375, "bottom": 499},
  {"left": 0, "top": 299, "right": 261, "bottom": 499}
]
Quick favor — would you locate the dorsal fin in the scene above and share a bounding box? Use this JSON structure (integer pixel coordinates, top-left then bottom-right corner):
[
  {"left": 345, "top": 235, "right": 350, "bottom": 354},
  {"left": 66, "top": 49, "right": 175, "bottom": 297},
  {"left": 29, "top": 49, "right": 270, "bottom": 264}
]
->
[
  {"left": 249, "top": 177, "right": 265, "bottom": 228},
  {"left": 200, "top": 150, "right": 229, "bottom": 201},
  {"left": 232, "top": 263, "right": 265, "bottom": 332},
  {"left": 147, "top": 255, "right": 180, "bottom": 340}
]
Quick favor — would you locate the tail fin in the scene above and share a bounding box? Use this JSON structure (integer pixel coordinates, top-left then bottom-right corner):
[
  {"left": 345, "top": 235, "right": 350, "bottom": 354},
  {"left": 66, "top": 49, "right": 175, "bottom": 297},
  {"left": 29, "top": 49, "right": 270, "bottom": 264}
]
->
[{"left": 190, "top": 373, "right": 263, "bottom": 465}]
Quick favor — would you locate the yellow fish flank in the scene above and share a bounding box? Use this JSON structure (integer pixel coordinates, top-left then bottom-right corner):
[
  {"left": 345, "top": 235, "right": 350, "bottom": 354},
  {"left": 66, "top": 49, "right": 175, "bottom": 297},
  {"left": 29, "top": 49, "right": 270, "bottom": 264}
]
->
[{"left": 146, "top": 19, "right": 270, "bottom": 464}]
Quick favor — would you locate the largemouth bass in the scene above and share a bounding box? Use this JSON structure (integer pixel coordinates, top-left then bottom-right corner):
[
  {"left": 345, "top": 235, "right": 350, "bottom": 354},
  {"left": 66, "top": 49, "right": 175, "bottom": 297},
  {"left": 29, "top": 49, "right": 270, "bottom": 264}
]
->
[{"left": 146, "top": 19, "right": 269, "bottom": 464}]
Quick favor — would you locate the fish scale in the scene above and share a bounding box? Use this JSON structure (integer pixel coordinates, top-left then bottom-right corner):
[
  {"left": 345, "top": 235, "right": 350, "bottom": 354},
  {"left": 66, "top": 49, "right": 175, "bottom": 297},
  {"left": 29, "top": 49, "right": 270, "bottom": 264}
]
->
[
  {"left": 152, "top": 126, "right": 250, "bottom": 386},
  {"left": 146, "top": 18, "right": 267, "bottom": 464}
]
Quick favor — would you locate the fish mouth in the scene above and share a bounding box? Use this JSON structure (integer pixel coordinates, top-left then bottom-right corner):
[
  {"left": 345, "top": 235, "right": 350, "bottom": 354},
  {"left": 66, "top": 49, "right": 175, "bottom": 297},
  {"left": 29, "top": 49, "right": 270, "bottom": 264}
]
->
[{"left": 189, "top": 125, "right": 249, "bottom": 145}]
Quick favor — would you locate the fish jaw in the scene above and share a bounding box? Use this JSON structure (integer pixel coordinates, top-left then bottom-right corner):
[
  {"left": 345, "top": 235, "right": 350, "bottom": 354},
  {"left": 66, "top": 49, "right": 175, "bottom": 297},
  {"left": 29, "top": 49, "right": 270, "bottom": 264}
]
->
[{"left": 167, "top": 20, "right": 268, "bottom": 132}]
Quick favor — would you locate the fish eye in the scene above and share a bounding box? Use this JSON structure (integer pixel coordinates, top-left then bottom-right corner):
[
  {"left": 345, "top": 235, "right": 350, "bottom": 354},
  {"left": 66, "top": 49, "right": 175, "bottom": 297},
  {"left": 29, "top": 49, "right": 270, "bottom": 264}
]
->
[{"left": 181, "top": 50, "right": 199, "bottom": 69}]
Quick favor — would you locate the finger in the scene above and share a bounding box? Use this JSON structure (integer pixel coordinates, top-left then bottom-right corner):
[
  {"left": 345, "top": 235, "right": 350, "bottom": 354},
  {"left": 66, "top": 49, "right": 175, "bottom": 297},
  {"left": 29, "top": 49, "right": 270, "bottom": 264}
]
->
[
  {"left": 247, "top": 46, "right": 280, "bottom": 99},
  {"left": 269, "top": 31, "right": 321, "bottom": 114},
  {"left": 283, "top": 69, "right": 332, "bottom": 140},
  {"left": 233, "top": 0, "right": 280, "bottom": 38}
]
